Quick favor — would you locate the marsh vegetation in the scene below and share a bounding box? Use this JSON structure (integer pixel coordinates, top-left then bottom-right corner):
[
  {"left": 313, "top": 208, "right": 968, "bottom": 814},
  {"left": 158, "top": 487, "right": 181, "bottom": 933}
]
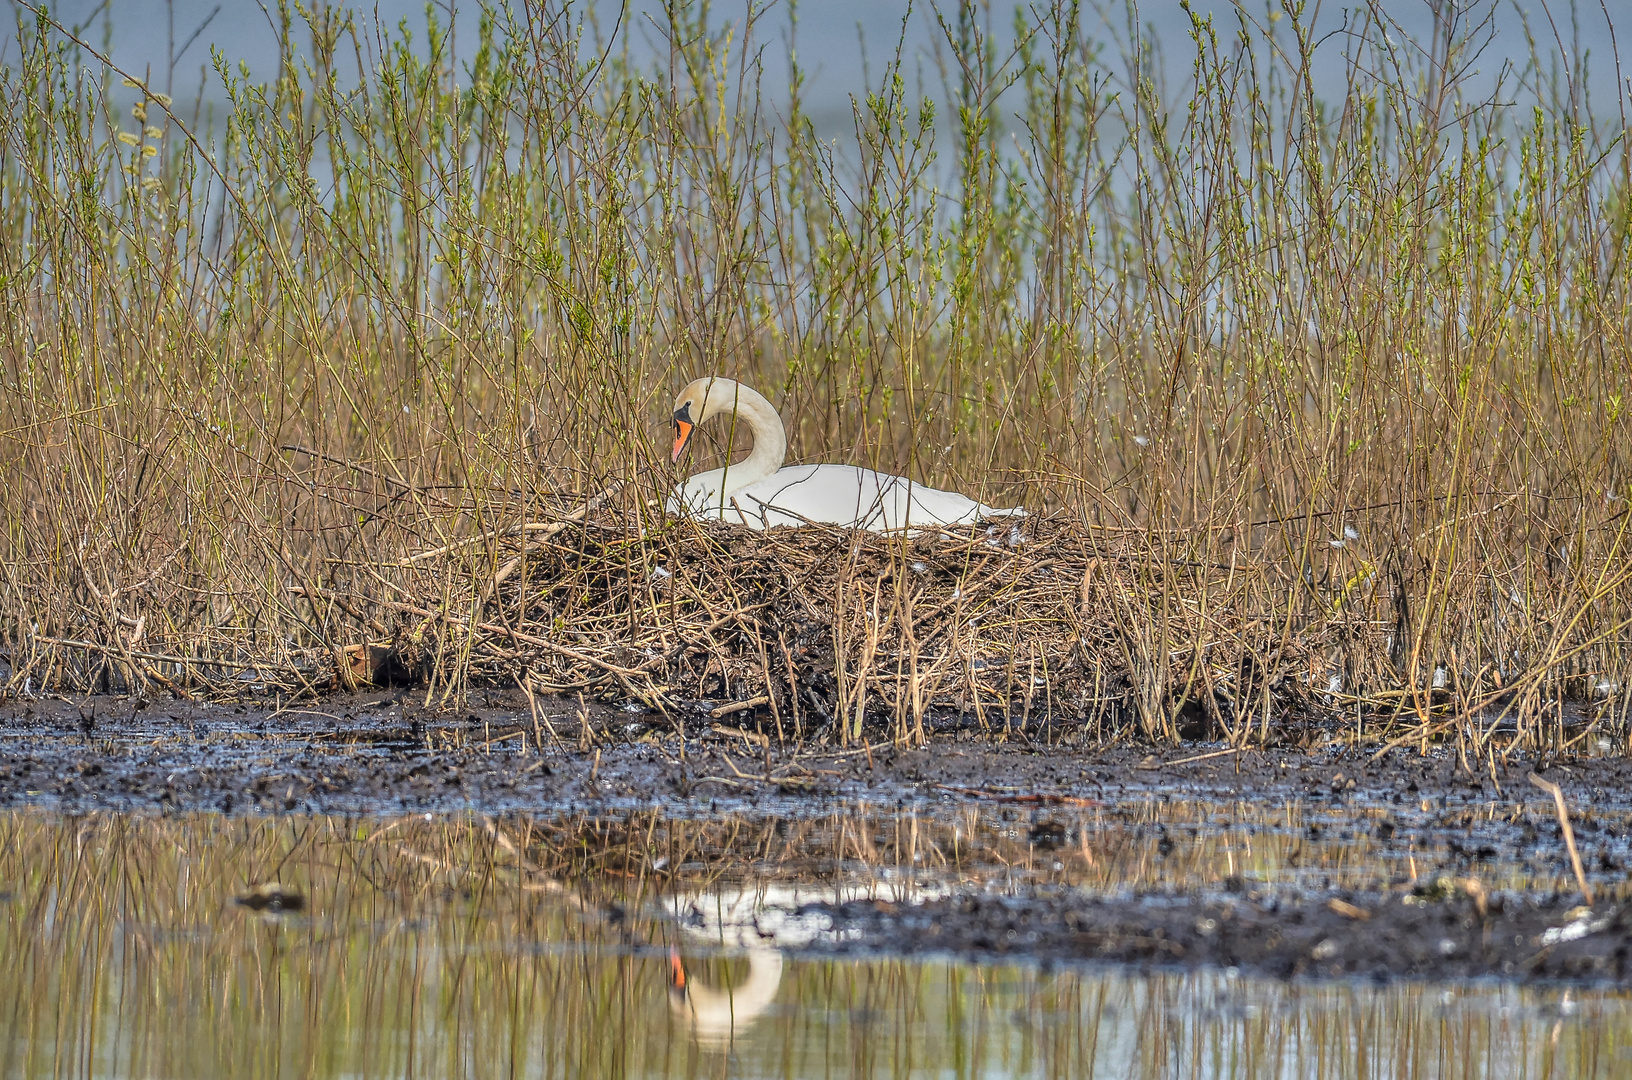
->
[{"left": 0, "top": 0, "right": 1627, "bottom": 754}]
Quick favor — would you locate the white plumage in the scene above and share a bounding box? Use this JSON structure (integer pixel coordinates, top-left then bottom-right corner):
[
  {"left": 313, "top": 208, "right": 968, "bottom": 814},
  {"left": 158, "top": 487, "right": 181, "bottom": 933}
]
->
[{"left": 667, "top": 377, "right": 1023, "bottom": 532}]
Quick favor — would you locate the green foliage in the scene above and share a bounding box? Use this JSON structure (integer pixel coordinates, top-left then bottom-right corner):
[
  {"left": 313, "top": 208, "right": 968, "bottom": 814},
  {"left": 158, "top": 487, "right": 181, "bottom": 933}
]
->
[{"left": 0, "top": 1, "right": 1626, "bottom": 724}]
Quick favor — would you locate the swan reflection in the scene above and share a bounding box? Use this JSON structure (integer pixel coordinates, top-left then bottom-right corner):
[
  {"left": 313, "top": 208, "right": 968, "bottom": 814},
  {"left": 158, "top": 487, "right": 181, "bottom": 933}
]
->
[{"left": 665, "top": 884, "right": 843, "bottom": 1049}]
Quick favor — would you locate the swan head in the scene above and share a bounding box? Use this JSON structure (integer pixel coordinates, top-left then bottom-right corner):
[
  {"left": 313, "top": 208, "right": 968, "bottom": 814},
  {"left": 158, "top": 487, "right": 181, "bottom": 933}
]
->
[
  {"left": 667, "top": 944, "right": 785, "bottom": 1049},
  {"left": 670, "top": 376, "right": 743, "bottom": 461},
  {"left": 667, "top": 947, "right": 689, "bottom": 1001}
]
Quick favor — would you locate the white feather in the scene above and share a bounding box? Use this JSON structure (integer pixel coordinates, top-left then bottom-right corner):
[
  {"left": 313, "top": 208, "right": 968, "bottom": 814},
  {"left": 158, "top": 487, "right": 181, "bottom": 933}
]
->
[{"left": 668, "top": 378, "right": 1023, "bottom": 532}]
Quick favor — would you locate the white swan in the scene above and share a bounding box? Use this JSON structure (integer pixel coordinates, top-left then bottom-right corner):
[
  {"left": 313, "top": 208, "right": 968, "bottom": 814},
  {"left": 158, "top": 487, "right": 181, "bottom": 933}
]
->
[
  {"left": 665, "top": 885, "right": 833, "bottom": 1049},
  {"left": 662, "top": 877, "right": 955, "bottom": 1048},
  {"left": 668, "top": 946, "right": 785, "bottom": 1049},
  {"left": 667, "top": 377, "right": 1024, "bottom": 531}
]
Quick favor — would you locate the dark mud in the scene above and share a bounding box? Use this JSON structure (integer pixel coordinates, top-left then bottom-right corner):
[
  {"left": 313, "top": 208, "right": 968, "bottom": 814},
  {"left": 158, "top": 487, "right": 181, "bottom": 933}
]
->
[
  {"left": 4, "top": 687, "right": 1622, "bottom": 816},
  {"left": 815, "top": 883, "right": 1632, "bottom": 985},
  {"left": 5, "top": 688, "right": 1632, "bottom": 986}
]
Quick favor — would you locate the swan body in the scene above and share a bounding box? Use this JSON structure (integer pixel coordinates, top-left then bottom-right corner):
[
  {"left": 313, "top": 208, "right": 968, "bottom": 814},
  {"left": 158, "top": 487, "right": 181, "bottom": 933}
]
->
[
  {"left": 669, "top": 945, "right": 784, "bottom": 1049},
  {"left": 667, "top": 377, "right": 1023, "bottom": 532},
  {"left": 663, "top": 878, "right": 957, "bottom": 1047},
  {"left": 664, "top": 885, "right": 833, "bottom": 1049}
]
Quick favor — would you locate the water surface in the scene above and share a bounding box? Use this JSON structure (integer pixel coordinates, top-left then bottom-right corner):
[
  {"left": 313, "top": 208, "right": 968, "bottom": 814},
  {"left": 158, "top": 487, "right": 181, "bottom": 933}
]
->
[{"left": 3, "top": 809, "right": 1628, "bottom": 1078}]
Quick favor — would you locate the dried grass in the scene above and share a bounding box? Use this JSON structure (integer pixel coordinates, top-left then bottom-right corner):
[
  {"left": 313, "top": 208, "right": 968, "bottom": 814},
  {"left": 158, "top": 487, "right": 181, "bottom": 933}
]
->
[{"left": 0, "top": 1, "right": 1629, "bottom": 752}]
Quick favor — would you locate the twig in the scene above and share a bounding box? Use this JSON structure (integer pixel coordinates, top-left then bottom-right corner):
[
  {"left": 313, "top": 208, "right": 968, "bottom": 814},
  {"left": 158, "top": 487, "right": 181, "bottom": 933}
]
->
[
  {"left": 1528, "top": 772, "right": 1596, "bottom": 905},
  {"left": 930, "top": 783, "right": 1098, "bottom": 806},
  {"left": 709, "top": 697, "right": 770, "bottom": 719},
  {"left": 398, "top": 486, "right": 614, "bottom": 566},
  {"left": 517, "top": 673, "right": 564, "bottom": 752},
  {"left": 1159, "top": 747, "right": 1245, "bottom": 767},
  {"left": 36, "top": 637, "right": 269, "bottom": 672}
]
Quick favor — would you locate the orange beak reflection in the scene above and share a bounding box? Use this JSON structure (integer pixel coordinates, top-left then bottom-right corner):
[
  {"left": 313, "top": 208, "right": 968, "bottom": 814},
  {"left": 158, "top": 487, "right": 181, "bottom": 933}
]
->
[
  {"left": 669, "top": 948, "right": 687, "bottom": 990},
  {"left": 671, "top": 418, "right": 693, "bottom": 462}
]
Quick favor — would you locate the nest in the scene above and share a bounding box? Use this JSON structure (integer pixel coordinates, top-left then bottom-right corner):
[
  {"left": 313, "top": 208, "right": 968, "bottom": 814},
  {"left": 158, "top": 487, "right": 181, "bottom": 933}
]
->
[
  {"left": 21, "top": 488, "right": 1625, "bottom": 749},
  {"left": 349, "top": 508, "right": 1364, "bottom": 745}
]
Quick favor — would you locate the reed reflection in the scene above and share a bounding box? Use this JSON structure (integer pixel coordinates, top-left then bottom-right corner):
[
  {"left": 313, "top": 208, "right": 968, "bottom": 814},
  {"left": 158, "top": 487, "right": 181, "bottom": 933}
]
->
[{"left": 2, "top": 809, "right": 1628, "bottom": 1078}]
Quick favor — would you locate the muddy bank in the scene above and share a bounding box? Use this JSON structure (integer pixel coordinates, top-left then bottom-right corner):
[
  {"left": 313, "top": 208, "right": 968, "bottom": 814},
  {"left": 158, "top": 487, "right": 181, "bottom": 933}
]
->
[
  {"left": 5, "top": 688, "right": 1632, "bottom": 987},
  {"left": 0, "top": 688, "right": 1624, "bottom": 816},
  {"left": 812, "top": 885, "right": 1632, "bottom": 985}
]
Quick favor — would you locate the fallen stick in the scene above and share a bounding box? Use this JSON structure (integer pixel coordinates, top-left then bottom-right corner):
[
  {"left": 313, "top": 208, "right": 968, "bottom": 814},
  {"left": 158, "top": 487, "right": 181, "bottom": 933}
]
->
[
  {"left": 1327, "top": 898, "right": 1371, "bottom": 920},
  {"left": 1528, "top": 772, "right": 1595, "bottom": 905},
  {"left": 36, "top": 637, "right": 268, "bottom": 671},
  {"left": 930, "top": 783, "right": 1098, "bottom": 806},
  {"left": 398, "top": 486, "right": 615, "bottom": 567},
  {"left": 1160, "top": 747, "right": 1244, "bottom": 767},
  {"left": 710, "top": 698, "right": 770, "bottom": 719}
]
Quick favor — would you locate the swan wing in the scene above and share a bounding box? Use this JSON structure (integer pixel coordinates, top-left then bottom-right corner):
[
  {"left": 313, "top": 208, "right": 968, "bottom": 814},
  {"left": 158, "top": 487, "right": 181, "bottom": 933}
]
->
[{"left": 729, "top": 465, "right": 1022, "bottom": 531}]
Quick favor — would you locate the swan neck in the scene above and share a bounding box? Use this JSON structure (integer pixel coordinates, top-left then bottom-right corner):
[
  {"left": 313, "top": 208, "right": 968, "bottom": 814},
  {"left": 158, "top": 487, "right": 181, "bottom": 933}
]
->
[
  {"left": 676, "top": 949, "right": 785, "bottom": 1044},
  {"left": 716, "top": 383, "right": 785, "bottom": 491}
]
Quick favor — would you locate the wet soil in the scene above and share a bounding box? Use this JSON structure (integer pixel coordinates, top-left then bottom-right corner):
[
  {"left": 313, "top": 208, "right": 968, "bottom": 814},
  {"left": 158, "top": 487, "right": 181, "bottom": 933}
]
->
[
  {"left": 815, "top": 883, "right": 1632, "bottom": 985},
  {"left": 5, "top": 688, "right": 1632, "bottom": 986}
]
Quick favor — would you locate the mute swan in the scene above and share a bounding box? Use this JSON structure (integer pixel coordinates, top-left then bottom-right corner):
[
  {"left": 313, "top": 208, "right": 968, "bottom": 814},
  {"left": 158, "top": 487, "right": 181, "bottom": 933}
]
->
[
  {"left": 668, "top": 947, "right": 784, "bottom": 1049},
  {"left": 662, "top": 877, "right": 955, "bottom": 1047},
  {"left": 664, "top": 885, "right": 831, "bottom": 1049},
  {"left": 667, "top": 377, "right": 1024, "bottom": 531}
]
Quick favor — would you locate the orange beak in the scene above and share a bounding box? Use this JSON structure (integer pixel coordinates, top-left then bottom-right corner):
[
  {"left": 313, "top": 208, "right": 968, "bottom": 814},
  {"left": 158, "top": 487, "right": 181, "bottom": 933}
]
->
[
  {"left": 671, "top": 418, "right": 693, "bottom": 462},
  {"left": 669, "top": 948, "right": 687, "bottom": 990}
]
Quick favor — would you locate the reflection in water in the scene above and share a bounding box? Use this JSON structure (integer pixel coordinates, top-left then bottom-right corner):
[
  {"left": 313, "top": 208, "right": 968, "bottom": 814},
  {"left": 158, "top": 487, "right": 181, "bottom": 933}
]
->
[
  {"left": 1, "top": 809, "right": 1629, "bottom": 1078},
  {"left": 664, "top": 876, "right": 918, "bottom": 1050},
  {"left": 666, "top": 886, "right": 825, "bottom": 1049},
  {"left": 669, "top": 942, "right": 784, "bottom": 1049}
]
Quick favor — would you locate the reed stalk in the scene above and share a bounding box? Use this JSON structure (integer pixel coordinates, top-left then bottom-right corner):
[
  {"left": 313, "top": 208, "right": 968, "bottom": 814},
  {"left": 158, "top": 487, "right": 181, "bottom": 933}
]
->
[{"left": 0, "top": 1, "right": 1625, "bottom": 749}]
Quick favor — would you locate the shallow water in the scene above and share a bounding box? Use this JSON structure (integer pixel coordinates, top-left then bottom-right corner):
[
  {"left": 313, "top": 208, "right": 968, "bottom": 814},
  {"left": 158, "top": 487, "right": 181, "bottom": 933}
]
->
[{"left": 2, "top": 808, "right": 1628, "bottom": 1079}]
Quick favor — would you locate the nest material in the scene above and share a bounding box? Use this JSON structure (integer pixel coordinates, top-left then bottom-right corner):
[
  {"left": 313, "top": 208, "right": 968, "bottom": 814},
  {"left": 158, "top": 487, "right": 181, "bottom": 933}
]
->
[
  {"left": 382, "top": 511, "right": 1354, "bottom": 743},
  {"left": 19, "top": 493, "right": 1626, "bottom": 748}
]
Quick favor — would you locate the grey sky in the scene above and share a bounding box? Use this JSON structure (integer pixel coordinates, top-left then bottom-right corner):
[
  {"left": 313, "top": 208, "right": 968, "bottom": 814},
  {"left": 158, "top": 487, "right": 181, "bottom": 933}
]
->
[{"left": 13, "top": 1, "right": 1628, "bottom": 133}]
